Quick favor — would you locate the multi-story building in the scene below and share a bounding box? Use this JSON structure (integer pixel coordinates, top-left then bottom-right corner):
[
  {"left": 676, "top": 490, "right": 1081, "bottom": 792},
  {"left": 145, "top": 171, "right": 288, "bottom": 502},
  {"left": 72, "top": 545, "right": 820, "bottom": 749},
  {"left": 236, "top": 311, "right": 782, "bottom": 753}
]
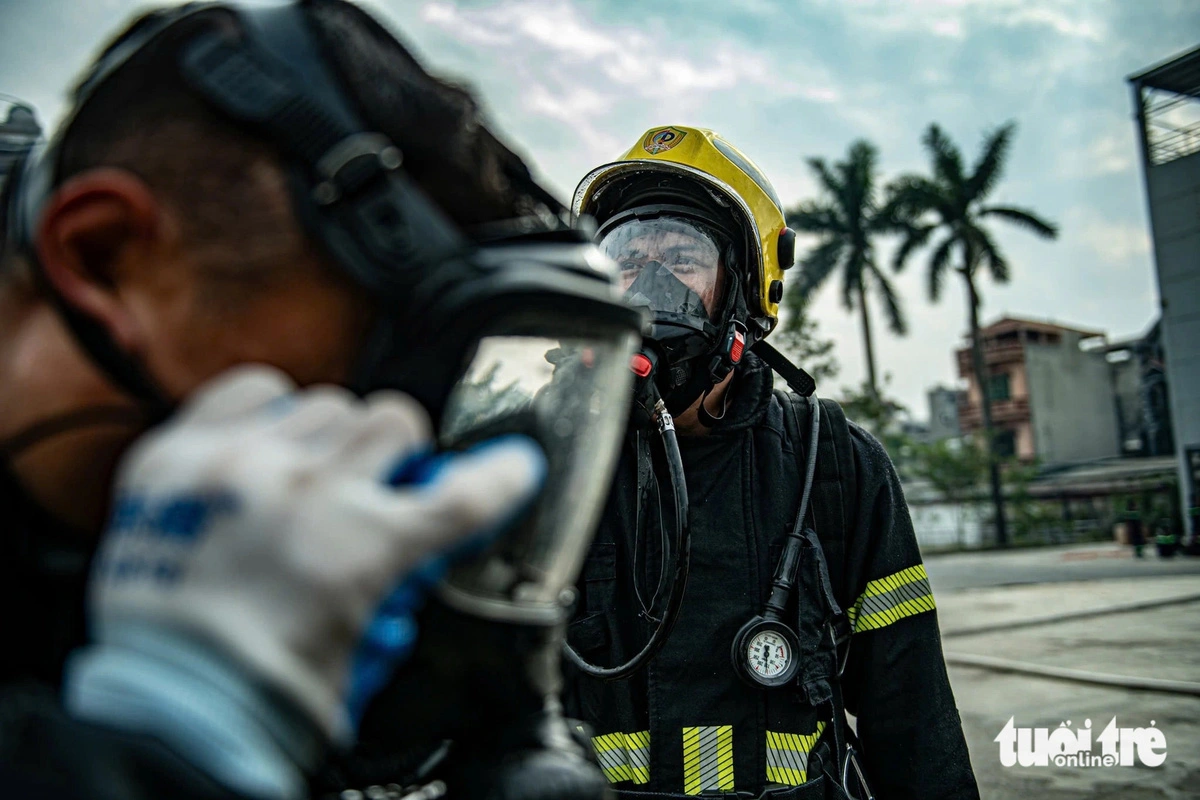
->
[
  {"left": 1129, "top": 44, "right": 1200, "bottom": 537},
  {"left": 925, "top": 385, "right": 962, "bottom": 442},
  {"left": 957, "top": 317, "right": 1121, "bottom": 465}
]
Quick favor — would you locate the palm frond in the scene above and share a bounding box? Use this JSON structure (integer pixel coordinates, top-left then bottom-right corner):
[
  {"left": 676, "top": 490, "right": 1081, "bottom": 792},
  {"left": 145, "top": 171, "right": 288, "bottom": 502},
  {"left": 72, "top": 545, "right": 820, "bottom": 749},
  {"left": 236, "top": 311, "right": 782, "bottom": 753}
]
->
[
  {"left": 842, "top": 140, "right": 879, "bottom": 226},
  {"left": 891, "top": 222, "right": 936, "bottom": 272},
  {"left": 806, "top": 156, "right": 843, "bottom": 199},
  {"left": 927, "top": 235, "right": 956, "bottom": 302},
  {"left": 870, "top": 263, "right": 908, "bottom": 335},
  {"left": 886, "top": 175, "right": 950, "bottom": 221},
  {"left": 795, "top": 237, "right": 844, "bottom": 296},
  {"left": 786, "top": 201, "right": 847, "bottom": 235},
  {"left": 967, "top": 225, "right": 1011, "bottom": 284},
  {"left": 966, "top": 121, "right": 1016, "bottom": 202},
  {"left": 977, "top": 205, "right": 1059, "bottom": 239},
  {"left": 922, "top": 123, "right": 966, "bottom": 193},
  {"left": 840, "top": 248, "right": 867, "bottom": 312}
]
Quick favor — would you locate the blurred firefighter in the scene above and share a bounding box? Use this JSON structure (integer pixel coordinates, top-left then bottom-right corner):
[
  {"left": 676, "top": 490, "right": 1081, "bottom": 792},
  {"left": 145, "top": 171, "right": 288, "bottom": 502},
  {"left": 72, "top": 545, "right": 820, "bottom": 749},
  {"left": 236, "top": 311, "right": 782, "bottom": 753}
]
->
[{"left": 0, "top": 2, "right": 643, "bottom": 798}]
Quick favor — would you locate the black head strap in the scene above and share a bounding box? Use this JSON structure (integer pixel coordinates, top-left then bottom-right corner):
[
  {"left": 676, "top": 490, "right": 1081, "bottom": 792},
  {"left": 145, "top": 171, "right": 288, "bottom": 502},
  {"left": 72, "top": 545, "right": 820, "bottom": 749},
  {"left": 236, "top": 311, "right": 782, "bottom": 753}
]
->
[{"left": 179, "top": 3, "right": 470, "bottom": 296}]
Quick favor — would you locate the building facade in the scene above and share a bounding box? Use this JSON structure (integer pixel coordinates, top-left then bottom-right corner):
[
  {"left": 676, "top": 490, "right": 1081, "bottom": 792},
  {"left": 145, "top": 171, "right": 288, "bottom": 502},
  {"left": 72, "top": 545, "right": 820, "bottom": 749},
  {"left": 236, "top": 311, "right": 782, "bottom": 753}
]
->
[
  {"left": 957, "top": 317, "right": 1121, "bottom": 465},
  {"left": 1107, "top": 320, "right": 1174, "bottom": 458},
  {"left": 1130, "top": 45, "right": 1200, "bottom": 537}
]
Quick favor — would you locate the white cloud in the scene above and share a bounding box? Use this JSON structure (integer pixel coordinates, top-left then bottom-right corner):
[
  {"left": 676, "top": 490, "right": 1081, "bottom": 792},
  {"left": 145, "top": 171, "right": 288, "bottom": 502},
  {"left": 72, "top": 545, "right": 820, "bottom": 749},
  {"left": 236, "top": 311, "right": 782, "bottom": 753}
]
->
[
  {"left": 419, "top": 0, "right": 836, "bottom": 105},
  {"left": 1083, "top": 133, "right": 1135, "bottom": 177},
  {"left": 1066, "top": 208, "right": 1152, "bottom": 266},
  {"left": 999, "top": 6, "right": 1105, "bottom": 42},
  {"left": 819, "top": 0, "right": 1107, "bottom": 44},
  {"left": 932, "top": 18, "right": 965, "bottom": 38}
]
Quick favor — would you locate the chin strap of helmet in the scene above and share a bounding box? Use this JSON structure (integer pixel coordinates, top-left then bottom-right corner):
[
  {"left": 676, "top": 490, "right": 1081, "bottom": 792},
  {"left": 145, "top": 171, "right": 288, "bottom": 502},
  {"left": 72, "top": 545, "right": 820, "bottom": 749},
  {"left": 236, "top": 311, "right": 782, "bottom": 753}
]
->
[{"left": 753, "top": 339, "right": 817, "bottom": 397}]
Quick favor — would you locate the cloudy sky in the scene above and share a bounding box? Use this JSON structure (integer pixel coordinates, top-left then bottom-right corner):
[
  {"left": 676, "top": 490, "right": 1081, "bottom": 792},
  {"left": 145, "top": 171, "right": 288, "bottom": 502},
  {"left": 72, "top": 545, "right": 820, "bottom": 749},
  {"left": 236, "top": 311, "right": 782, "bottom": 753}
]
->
[{"left": 2, "top": 0, "right": 1197, "bottom": 417}]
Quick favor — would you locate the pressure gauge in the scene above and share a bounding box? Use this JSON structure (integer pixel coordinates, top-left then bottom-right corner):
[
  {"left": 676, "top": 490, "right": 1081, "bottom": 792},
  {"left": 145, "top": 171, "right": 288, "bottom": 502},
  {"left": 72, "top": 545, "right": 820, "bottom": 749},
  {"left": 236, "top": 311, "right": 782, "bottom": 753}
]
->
[
  {"left": 747, "top": 630, "right": 791, "bottom": 678},
  {"left": 731, "top": 616, "right": 800, "bottom": 688}
]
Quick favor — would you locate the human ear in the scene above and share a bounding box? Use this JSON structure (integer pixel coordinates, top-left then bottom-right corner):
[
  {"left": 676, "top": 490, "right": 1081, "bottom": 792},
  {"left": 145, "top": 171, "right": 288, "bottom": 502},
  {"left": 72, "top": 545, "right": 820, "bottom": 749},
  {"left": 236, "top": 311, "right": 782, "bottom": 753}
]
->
[{"left": 34, "top": 168, "right": 165, "bottom": 355}]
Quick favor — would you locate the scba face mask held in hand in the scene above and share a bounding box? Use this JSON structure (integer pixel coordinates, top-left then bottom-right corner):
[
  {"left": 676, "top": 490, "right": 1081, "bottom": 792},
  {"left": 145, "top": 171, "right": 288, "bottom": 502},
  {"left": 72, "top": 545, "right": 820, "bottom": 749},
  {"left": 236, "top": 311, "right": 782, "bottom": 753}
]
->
[{"left": 4, "top": 1, "right": 642, "bottom": 796}]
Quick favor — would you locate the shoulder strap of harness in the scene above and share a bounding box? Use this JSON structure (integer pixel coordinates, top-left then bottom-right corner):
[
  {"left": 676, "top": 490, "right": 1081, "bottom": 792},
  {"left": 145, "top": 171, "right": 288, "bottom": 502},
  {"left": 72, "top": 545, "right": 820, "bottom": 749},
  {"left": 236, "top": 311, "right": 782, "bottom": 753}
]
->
[
  {"left": 773, "top": 390, "right": 854, "bottom": 656},
  {"left": 774, "top": 388, "right": 866, "bottom": 796}
]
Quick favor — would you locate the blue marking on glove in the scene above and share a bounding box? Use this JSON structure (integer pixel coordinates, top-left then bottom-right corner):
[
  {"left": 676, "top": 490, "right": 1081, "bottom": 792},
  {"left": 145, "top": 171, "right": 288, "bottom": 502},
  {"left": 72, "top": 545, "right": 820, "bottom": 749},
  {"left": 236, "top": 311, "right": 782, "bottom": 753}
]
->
[{"left": 345, "top": 435, "right": 545, "bottom": 728}]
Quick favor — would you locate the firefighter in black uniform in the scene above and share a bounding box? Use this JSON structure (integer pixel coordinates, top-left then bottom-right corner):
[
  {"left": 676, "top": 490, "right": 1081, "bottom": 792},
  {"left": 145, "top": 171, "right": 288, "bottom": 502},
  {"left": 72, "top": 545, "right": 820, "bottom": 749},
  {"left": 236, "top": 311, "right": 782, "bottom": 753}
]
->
[{"left": 564, "top": 126, "right": 980, "bottom": 800}]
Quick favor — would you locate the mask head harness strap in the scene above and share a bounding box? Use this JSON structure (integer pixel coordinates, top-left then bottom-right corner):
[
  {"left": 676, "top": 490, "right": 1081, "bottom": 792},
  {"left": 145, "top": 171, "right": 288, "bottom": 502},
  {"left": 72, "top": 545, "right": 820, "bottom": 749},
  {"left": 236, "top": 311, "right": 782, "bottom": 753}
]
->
[{"left": 5, "top": 1, "right": 580, "bottom": 422}]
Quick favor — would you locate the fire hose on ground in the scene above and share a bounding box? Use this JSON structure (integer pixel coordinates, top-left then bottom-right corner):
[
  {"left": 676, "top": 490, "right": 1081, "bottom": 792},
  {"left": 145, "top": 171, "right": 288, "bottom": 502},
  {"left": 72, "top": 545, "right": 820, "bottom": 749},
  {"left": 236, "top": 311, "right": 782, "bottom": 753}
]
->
[{"left": 940, "top": 592, "right": 1200, "bottom": 697}]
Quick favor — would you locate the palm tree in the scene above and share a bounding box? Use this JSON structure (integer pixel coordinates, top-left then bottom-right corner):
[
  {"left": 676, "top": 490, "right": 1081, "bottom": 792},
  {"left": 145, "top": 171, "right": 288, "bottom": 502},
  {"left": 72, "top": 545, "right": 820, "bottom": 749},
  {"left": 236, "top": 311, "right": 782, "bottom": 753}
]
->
[
  {"left": 785, "top": 140, "right": 907, "bottom": 398},
  {"left": 890, "top": 121, "right": 1058, "bottom": 547}
]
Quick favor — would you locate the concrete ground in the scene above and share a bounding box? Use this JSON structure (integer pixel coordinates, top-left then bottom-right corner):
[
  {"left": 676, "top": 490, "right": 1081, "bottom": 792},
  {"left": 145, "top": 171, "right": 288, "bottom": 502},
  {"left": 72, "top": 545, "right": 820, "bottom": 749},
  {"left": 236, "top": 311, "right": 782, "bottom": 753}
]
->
[{"left": 925, "top": 545, "right": 1200, "bottom": 799}]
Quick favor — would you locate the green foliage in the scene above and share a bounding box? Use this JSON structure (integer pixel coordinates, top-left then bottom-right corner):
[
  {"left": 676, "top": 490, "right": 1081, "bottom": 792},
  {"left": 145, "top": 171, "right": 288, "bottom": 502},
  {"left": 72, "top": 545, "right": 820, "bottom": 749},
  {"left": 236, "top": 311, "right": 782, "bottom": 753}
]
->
[
  {"left": 837, "top": 379, "right": 912, "bottom": 469},
  {"left": 1000, "top": 460, "right": 1062, "bottom": 544},
  {"left": 774, "top": 288, "right": 840, "bottom": 387},
  {"left": 908, "top": 437, "right": 989, "bottom": 504}
]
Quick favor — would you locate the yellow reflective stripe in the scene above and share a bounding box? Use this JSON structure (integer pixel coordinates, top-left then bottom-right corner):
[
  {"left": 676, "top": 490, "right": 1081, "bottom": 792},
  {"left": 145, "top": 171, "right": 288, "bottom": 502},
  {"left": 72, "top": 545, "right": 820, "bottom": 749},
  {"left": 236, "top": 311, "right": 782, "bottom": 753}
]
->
[
  {"left": 765, "top": 722, "right": 826, "bottom": 786},
  {"left": 854, "top": 594, "right": 937, "bottom": 632},
  {"left": 590, "top": 731, "right": 650, "bottom": 785},
  {"left": 682, "top": 725, "right": 734, "bottom": 795},
  {"left": 626, "top": 731, "right": 650, "bottom": 784},
  {"left": 863, "top": 564, "right": 928, "bottom": 598},
  {"left": 848, "top": 564, "right": 936, "bottom": 633}
]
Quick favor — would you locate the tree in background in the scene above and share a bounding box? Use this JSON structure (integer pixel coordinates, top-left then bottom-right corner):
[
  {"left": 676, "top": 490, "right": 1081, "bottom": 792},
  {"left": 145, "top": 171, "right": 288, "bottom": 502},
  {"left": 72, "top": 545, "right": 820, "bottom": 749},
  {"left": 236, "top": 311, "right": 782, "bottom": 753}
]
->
[
  {"left": 786, "top": 140, "right": 908, "bottom": 398},
  {"left": 908, "top": 437, "right": 989, "bottom": 548},
  {"left": 838, "top": 379, "right": 910, "bottom": 469},
  {"left": 890, "top": 121, "right": 1058, "bottom": 547},
  {"left": 773, "top": 280, "right": 840, "bottom": 389}
]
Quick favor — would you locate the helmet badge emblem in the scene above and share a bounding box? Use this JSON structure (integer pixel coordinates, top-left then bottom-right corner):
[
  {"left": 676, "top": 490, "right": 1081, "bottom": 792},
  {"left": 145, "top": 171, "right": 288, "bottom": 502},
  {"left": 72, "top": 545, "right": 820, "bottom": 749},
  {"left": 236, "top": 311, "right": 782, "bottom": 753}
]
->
[{"left": 642, "top": 126, "right": 688, "bottom": 155}]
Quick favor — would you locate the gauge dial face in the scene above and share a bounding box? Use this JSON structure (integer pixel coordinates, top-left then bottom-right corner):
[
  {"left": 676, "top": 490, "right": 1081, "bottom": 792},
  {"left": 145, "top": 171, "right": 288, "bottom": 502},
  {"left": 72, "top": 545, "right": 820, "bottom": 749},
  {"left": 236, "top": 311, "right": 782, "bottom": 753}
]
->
[{"left": 747, "top": 629, "right": 791, "bottom": 679}]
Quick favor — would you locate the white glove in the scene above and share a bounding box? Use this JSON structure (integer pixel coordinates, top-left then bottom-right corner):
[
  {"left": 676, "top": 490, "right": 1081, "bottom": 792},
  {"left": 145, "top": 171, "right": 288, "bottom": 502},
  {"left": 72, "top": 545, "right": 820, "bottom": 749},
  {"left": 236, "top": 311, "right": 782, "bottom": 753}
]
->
[{"left": 65, "top": 365, "right": 545, "bottom": 799}]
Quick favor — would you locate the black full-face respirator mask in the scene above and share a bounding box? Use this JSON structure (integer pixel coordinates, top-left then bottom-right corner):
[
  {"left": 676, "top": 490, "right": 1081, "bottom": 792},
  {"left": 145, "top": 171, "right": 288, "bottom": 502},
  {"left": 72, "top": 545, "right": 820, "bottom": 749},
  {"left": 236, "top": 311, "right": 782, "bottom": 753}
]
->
[
  {"left": 2, "top": 2, "right": 645, "bottom": 797},
  {"left": 595, "top": 197, "right": 754, "bottom": 426}
]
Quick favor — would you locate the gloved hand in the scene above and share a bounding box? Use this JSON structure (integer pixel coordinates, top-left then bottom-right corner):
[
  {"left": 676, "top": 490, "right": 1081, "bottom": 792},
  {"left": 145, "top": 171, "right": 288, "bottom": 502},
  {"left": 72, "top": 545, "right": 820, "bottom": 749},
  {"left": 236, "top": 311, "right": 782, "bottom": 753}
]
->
[{"left": 64, "top": 365, "right": 545, "bottom": 800}]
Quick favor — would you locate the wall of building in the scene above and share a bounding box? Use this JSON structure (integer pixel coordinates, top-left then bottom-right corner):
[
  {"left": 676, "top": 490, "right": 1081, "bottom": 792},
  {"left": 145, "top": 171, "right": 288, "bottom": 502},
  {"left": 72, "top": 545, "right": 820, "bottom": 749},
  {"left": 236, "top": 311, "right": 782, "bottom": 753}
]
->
[
  {"left": 926, "top": 386, "right": 962, "bottom": 441},
  {"left": 1016, "top": 421, "right": 1036, "bottom": 461},
  {"left": 1109, "top": 354, "right": 1145, "bottom": 454},
  {"left": 1143, "top": 149, "right": 1200, "bottom": 534},
  {"left": 907, "top": 499, "right": 987, "bottom": 550},
  {"left": 1025, "top": 332, "right": 1121, "bottom": 464}
]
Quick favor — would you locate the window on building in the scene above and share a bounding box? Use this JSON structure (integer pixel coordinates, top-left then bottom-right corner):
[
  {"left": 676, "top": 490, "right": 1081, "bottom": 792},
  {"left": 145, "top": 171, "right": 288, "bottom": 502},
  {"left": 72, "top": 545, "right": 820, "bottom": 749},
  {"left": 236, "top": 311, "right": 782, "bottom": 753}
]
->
[
  {"left": 994, "top": 429, "right": 1017, "bottom": 458},
  {"left": 986, "top": 373, "right": 1011, "bottom": 402}
]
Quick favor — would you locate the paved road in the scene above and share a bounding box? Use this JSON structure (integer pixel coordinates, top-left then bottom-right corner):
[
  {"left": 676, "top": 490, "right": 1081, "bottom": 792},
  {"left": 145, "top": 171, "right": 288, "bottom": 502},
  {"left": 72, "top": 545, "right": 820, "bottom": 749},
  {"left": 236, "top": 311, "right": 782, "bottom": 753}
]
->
[
  {"left": 924, "top": 542, "right": 1200, "bottom": 593},
  {"left": 938, "top": 575, "right": 1200, "bottom": 799}
]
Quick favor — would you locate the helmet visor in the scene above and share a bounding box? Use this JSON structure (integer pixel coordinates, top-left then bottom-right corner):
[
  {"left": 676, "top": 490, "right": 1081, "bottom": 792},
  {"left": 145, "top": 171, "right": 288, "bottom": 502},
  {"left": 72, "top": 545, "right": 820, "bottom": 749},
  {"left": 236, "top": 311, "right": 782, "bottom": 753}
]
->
[{"left": 599, "top": 217, "right": 724, "bottom": 320}]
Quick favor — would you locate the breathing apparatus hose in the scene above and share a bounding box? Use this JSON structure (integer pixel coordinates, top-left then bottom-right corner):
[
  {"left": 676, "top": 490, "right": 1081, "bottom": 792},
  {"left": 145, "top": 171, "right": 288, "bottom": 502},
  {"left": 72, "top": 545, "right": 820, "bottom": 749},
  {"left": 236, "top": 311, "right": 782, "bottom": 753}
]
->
[
  {"left": 564, "top": 383, "right": 691, "bottom": 681},
  {"left": 763, "top": 394, "right": 821, "bottom": 617}
]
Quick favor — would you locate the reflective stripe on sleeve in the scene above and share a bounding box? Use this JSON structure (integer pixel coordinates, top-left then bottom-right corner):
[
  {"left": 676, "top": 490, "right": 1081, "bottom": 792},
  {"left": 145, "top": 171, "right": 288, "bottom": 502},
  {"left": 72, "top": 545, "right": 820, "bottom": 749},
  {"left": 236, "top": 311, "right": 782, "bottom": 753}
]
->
[
  {"left": 682, "top": 725, "right": 734, "bottom": 794},
  {"left": 591, "top": 731, "right": 650, "bottom": 785},
  {"left": 847, "top": 564, "right": 936, "bottom": 633},
  {"left": 765, "top": 722, "right": 826, "bottom": 786}
]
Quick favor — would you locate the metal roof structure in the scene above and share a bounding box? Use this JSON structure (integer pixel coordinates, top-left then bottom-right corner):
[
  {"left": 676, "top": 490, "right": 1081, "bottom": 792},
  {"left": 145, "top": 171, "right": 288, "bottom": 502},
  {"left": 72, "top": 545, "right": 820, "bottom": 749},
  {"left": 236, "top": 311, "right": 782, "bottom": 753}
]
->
[
  {"left": 1129, "top": 44, "right": 1200, "bottom": 99},
  {"left": 1130, "top": 44, "right": 1200, "bottom": 167}
]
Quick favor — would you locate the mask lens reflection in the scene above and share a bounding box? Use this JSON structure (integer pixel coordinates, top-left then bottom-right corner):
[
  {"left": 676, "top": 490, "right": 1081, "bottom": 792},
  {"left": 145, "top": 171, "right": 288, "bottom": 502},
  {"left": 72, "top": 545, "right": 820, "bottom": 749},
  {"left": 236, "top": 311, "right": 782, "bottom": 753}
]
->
[{"left": 439, "top": 331, "right": 636, "bottom": 615}]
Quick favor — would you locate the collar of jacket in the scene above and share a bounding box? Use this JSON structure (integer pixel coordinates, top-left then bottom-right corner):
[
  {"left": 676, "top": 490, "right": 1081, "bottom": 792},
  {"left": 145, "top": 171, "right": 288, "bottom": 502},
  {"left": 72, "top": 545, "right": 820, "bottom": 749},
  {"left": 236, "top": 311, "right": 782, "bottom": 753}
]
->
[{"left": 695, "top": 352, "right": 774, "bottom": 435}]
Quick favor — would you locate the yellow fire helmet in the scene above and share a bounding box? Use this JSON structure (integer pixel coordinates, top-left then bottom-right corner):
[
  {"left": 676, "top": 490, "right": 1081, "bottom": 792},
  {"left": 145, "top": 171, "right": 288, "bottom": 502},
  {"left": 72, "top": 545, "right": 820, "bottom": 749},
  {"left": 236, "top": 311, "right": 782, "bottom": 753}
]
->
[{"left": 573, "top": 125, "right": 796, "bottom": 334}]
